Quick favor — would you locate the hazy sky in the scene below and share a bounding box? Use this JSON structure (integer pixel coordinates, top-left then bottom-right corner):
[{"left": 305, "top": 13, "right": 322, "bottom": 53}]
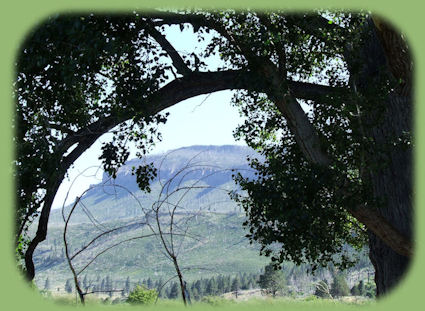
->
[{"left": 52, "top": 26, "right": 247, "bottom": 209}]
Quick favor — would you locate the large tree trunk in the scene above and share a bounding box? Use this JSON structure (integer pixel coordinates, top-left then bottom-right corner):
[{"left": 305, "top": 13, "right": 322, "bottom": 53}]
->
[
  {"left": 367, "top": 93, "right": 412, "bottom": 296},
  {"left": 356, "top": 18, "right": 413, "bottom": 296}
]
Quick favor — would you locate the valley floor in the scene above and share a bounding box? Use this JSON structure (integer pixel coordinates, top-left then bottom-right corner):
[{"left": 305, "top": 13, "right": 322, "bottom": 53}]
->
[{"left": 41, "top": 287, "right": 374, "bottom": 308}]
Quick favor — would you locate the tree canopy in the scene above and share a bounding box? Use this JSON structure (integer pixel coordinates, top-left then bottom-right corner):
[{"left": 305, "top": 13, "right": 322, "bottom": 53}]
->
[{"left": 14, "top": 9, "right": 412, "bottom": 295}]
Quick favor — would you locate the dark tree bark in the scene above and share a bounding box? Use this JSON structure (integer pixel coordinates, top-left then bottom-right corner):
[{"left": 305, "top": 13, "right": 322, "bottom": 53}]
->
[
  {"left": 172, "top": 256, "right": 187, "bottom": 306},
  {"left": 367, "top": 93, "right": 412, "bottom": 296},
  {"left": 354, "top": 18, "right": 413, "bottom": 296},
  {"left": 24, "top": 173, "right": 63, "bottom": 281}
]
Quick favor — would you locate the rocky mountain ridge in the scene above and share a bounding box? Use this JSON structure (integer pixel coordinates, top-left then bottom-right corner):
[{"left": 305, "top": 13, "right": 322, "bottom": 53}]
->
[{"left": 48, "top": 145, "right": 259, "bottom": 225}]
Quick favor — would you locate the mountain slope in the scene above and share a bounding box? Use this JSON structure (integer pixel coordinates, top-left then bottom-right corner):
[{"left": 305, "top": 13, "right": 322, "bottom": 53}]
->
[{"left": 48, "top": 145, "right": 258, "bottom": 224}]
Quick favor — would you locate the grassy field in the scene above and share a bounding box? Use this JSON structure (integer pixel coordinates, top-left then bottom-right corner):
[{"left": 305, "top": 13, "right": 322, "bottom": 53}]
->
[{"left": 43, "top": 291, "right": 374, "bottom": 310}]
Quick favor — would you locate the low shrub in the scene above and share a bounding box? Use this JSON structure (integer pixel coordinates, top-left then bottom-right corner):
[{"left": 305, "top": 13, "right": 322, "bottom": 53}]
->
[{"left": 127, "top": 285, "right": 158, "bottom": 305}]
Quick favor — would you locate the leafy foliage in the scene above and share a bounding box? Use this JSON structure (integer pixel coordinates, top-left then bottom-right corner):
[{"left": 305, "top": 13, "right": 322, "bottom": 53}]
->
[
  {"left": 364, "top": 282, "right": 376, "bottom": 298},
  {"left": 15, "top": 14, "right": 169, "bottom": 256},
  {"left": 127, "top": 285, "right": 158, "bottom": 305},
  {"left": 350, "top": 280, "right": 376, "bottom": 298},
  {"left": 232, "top": 146, "right": 366, "bottom": 270},
  {"left": 228, "top": 12, "right": 384, "bottom": 271},
  {"left": 330, "top": 273, "right": 350, "bottom": 297},
  {"left": 257, "top": 263, "right": 287, "bottom": 297}
]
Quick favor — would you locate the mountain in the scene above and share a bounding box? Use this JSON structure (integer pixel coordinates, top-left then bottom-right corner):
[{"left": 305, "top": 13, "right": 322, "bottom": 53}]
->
[{"left": 48, "top": 145, "right": 259, "bottom": 225}]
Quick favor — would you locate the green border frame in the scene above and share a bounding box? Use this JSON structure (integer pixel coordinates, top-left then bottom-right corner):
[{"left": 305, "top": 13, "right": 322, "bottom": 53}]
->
[{"left": 1, "top": 1, "right": 423, "bottom": 311}]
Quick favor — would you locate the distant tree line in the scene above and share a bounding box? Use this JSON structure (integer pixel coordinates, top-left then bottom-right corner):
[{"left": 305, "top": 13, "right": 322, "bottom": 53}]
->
[
  {"left": 134, "top": 272, "right": 260, "bottom": 300},
  {"left": 57, "top": 265, "right": 375, "bottom": 300},
  {"left": 61, "top": 272, "right": 260, "bottom": 300}
]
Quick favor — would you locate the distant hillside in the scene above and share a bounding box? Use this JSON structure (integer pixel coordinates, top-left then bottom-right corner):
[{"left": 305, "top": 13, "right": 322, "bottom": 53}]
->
[{"left": 48, "top": 145, "right": 259, "bottom": 225}]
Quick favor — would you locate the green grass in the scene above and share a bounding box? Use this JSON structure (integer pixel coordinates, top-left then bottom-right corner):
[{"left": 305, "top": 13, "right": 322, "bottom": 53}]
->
[{"left": 45, "top": 294, "right": 374, "bottom": 310}]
